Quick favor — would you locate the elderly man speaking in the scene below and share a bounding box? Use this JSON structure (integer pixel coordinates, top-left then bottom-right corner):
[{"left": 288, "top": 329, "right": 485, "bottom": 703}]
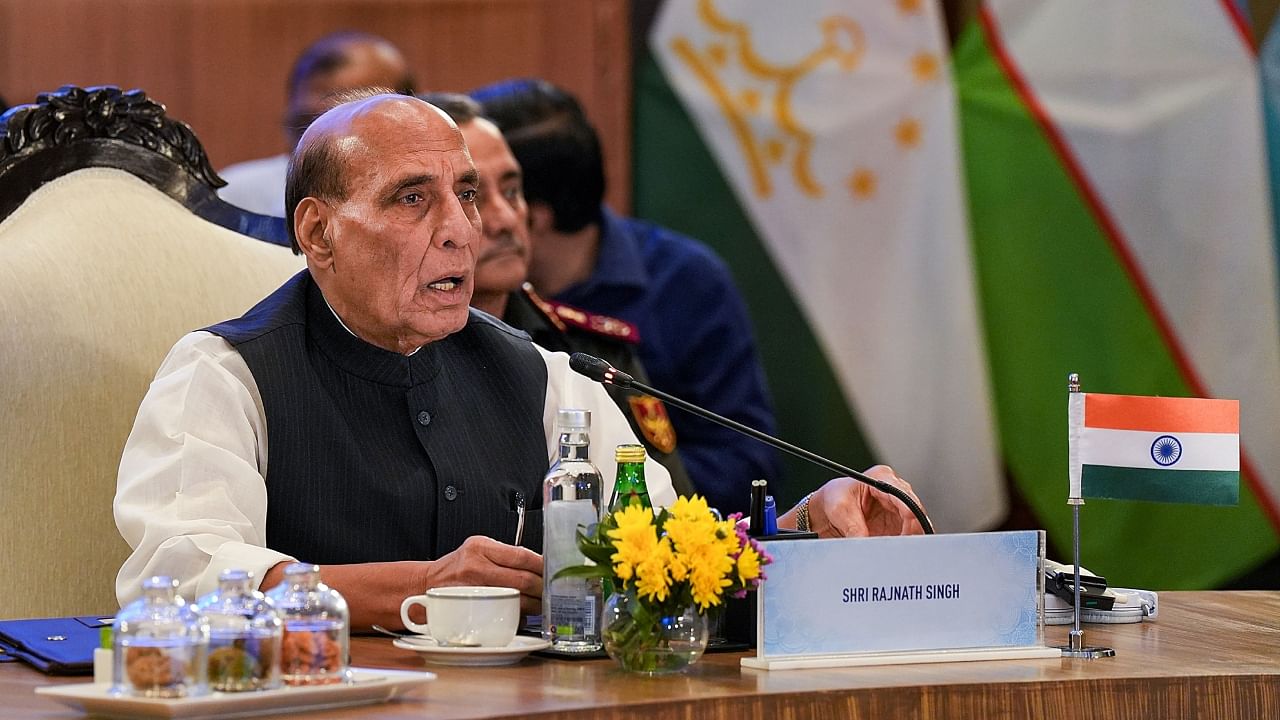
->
[{"left": 114, "top": 94, "right": 923, "bottom": 631}]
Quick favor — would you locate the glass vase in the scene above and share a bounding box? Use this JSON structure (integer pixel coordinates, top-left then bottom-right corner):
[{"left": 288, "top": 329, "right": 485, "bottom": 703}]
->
[{"left": 602, "top": 590, "right": 707, "bottom": 675}]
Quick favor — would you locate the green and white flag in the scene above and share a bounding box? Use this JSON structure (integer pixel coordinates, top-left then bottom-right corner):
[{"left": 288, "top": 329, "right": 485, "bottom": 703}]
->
[
  {"left": 956, "top": 0, "right": 1280, "bottom": 586},
  {"left": 645, "top": 0, "right": 1004, "bottom": 532}
]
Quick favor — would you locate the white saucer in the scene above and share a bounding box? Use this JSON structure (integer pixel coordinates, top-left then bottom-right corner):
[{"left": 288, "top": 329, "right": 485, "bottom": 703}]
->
[{"left": 392, "top": 636, "right": 550, "bottom": 666}]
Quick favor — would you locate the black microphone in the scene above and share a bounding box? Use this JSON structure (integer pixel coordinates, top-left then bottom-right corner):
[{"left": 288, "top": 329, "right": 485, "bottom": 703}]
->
[
  {"left": 569, "top": 352, "right": 636, "bottom": 388},
  {"left": 568, "top": 352, "right": 934, "bottom": 535}
]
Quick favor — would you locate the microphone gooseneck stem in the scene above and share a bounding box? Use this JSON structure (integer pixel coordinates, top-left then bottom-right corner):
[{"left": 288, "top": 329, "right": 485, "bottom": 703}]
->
[{"left": 625, "top": 377, "right": 934, "bottom": 535}]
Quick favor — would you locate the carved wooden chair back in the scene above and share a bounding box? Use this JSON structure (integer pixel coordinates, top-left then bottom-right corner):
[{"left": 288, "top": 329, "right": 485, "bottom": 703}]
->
[{"left": 0, "top": 86, "right": 303, "bottom": 618}]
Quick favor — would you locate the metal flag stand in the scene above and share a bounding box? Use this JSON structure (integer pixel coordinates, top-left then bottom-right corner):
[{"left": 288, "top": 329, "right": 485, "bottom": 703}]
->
[{"left": 1058, "top": 373, "right": 1116, "bottom": 659}]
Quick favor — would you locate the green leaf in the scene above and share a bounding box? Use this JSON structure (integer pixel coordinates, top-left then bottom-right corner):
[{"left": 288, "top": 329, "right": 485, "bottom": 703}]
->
[
  {"left": 552, "top": 564, "right": 608, "bottom": 581},
  {"left": 580, "top": 545, "right": 615, "bottom": 568}
]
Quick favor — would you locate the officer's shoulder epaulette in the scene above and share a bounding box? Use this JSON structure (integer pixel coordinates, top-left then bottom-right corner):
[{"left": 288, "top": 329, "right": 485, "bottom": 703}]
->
[
  {"left": 523, "top": 283, "right": 641, "bottom": 345},
  {"left": 519, "top": 283, "right": 568, "bottom": 333}
]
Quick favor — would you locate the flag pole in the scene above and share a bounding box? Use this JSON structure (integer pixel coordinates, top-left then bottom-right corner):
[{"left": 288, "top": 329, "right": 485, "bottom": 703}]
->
[{"left": 1059, "top": 373, "right": 1115, "bottom": 659}]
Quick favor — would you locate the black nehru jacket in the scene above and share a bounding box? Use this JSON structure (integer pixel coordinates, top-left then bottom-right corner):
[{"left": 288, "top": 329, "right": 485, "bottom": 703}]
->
[{"left": 205, "top": 271, "right": 549, "bottom": 565}]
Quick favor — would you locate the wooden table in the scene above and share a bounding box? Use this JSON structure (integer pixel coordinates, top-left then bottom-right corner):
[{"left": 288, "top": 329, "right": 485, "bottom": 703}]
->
[{"left": 3, "top": 592, "right": 1277, "bottom": 719}]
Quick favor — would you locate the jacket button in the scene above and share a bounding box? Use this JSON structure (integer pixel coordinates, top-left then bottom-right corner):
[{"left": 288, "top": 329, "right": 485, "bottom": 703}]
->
[
  {"left": 443, "top": 485, "right": 458, "bottom": 501},
  {"left": 417, "top": 411, "right": 432, "bottom": 426}
]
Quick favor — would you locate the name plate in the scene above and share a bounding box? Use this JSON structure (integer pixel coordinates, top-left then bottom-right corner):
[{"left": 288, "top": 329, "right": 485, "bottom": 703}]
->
[{"left": 744, "top": 530, "right": 1052, "bottom": 670}]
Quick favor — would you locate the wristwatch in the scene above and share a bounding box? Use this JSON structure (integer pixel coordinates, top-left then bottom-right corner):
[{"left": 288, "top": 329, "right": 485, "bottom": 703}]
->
[{"left": 795, "top": 492, "right": 814, "bottom": 532}]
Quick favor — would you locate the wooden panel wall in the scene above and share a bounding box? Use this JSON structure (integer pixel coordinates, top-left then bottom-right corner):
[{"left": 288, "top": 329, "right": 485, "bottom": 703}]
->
[{"left": 0, "top": 0, "right": 633, "bottom": 211}]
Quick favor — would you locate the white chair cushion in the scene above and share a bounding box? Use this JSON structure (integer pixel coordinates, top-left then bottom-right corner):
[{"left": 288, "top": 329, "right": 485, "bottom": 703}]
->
[{"left": 0, "top": 168, "right": 304, "bottom": 617}]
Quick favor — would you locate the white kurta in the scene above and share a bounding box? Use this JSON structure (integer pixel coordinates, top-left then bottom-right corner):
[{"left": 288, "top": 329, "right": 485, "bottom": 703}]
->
[{"left": 114, "top": 330, "right": 674, "bottom": 606}]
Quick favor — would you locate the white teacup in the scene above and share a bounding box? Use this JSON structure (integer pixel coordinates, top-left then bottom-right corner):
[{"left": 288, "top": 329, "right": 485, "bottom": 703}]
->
[{"left": 400, "top": 586, "right": 520, "bottom": 647}]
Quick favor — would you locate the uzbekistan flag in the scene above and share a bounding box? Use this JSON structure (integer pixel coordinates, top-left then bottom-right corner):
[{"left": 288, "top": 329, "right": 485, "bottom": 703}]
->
[
  {"left": 1069, "top": 393, "right": 1240, "bottom": 506},
  {"left": 956, "top": 0, "right": 1278, "bottom": 588}
]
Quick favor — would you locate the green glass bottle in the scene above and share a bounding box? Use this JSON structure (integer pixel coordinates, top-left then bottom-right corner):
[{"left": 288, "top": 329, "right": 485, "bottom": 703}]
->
[
  {"left": 608, "top": 444, "right": 651, "bottom": 511},
  {"left": 605, "top": 444, "right": 651, "bottom": 600}
]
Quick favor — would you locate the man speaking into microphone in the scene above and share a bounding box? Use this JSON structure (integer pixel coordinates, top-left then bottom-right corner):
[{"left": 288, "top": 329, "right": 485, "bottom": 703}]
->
[{"left": 113, "top": 92, "right": 925, "bottom": 634}]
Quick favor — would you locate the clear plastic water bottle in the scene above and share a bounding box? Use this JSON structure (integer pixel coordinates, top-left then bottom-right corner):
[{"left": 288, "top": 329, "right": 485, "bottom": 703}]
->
[{"left": 542, "top": 408, "right": 603, "bottom": 652}]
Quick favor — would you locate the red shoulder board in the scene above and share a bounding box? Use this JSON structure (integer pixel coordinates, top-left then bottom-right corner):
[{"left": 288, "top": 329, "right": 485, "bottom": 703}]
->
[
  {"left": 545, "top": 299, "right": 641, "bottom": 345},
  {"left": 628, "top": 395, "right": 677, "bottom": 454},
  {"left": 520, "top": 283, "right": 568, "bottom": 333}
]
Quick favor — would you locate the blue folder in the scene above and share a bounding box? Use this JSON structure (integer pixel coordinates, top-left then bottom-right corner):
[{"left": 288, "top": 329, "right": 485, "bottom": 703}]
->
[{"left": 0, "top": 615, "right": 112, "bottom": 675}]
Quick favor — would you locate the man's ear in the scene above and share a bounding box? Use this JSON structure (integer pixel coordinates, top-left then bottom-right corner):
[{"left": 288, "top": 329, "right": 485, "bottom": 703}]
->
[
  {"left": 528, "top": 202, "right": 555, "bottom": 236},
  {"left": 294, "top": 198, "right": 334, "bottom": 269}
]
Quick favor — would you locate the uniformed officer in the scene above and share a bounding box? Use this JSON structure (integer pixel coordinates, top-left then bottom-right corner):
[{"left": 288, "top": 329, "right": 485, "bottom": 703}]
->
[
  {"left": 424, "top": 92, "right": 695, "bottom": 497},
  {"left": 474, "top": 79, "right": 781, "bottom": 516},
  {"left": 505, "top": 284, "right": 695, "bottom": 497}
]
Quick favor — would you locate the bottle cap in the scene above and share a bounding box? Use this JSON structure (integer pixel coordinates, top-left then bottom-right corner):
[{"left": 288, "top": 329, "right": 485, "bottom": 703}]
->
[
  {"left": 556, "top": 408, "right": 591, "bottom": 430},
  {"left": 615, "top": 444, "right": 646, "bottom": 463}
]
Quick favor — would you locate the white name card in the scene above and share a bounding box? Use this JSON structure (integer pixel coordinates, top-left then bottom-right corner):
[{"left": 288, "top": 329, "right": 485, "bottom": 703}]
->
[{"left": 743, "top": 530, "right": 1057, "bottom": 670}]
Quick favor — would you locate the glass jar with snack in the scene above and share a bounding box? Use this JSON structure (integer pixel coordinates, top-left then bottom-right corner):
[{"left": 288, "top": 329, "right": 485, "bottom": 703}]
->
[
  {"left": 195, "top": 569, "right": 283, "bottom": 691},
  {"left": 265, "top": 563, "right": 349, "bottom": 685},
  {"left": 113, "top": 576, "right": 208, "bottom": 698}
]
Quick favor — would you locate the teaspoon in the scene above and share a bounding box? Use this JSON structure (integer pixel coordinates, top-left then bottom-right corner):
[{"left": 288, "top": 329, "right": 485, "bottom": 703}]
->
[{"left": 370, "top": 624, "right": 425, "bottom": 640}]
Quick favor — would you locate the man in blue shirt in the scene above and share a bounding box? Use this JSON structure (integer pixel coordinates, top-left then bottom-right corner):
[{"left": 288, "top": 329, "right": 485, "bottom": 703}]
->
[{"left": 474, "top": 79, "right": 781, "bottom": 515}]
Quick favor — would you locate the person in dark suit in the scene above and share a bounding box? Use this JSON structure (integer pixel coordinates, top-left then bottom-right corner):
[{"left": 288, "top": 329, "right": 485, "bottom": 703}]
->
[{"left": 117, "top": 92, "right": 681, "bottom": 630}]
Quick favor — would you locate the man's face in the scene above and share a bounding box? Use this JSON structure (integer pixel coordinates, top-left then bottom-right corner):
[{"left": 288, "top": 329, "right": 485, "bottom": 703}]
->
[
  {"left": 459, "top": 118, "right": 530, "bottom": 298},
  {"left": 306, "top": 98, "right": 481, "bottom": 353}
]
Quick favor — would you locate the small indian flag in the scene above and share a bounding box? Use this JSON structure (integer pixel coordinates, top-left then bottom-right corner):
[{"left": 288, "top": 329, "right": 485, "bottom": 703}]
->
[{"left": 1069, "top": 393, "right": 1240, "bottom": 506}]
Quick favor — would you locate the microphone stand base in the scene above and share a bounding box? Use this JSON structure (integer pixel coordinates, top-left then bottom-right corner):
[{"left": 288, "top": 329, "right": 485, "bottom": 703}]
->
[
  {"left": 1056, "top": 629, "right": 1115, "bottom": 659},
  {"left": 1056, "top": 646, "right": 1116, "bottom": 659}
]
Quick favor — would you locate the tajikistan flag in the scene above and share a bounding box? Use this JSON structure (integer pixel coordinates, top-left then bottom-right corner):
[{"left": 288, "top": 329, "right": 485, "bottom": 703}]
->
[
  {"left": 956, "top": 0, "right": 1280, "bottom": 587},
  {"left": 1069, "top": 393, "right": 1240, "bottom": 506},
  {"left": 640, "top": 0, "right": 1004, "bottom": 532}
]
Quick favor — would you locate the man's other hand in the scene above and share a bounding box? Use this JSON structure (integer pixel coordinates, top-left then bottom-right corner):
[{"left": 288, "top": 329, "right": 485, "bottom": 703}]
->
[{"left": 808, "top": 465, "right": 927, "bottom": 538}]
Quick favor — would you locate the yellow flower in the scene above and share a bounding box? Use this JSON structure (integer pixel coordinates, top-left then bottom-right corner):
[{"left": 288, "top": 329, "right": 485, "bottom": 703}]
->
[
  {"left": 736, "top": 544, "right": 761, "bottom": 584},
  {"left": 635, "top": 537, "right": 675, "bottom": 602},
  {"left": 691, "top": 573, "right": 732, "bottom": 608},
  {"left": 716, "top": 519, "right": 741, "bottom": 554},
  {"left": 608, "top": 505, "right": 657, "bottom": 584},
  {"left": 599, "top": 495, "right": 767, "bottom": 611},
  {"left": 665, "top": 511, "right": 717, "bottom": 555},
  {"left": 686, "top": 541, "right": 735, "bottom": 609},
  {"left": 611, "top": 503, "right": 656, "bottom": 535},
  {"left": 669, "top": 495, "right": 711, "bottom": 521},
  {"left": 668, "top": 549, "right": 689, "bottom": 583},
  {"left": 665, "top": 496, "right": 727, "bottom": 563}
]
